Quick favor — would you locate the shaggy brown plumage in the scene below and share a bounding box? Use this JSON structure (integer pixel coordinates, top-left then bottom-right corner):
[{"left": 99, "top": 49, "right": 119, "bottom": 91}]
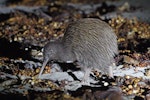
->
[{"left": 39, "top": 18, "right": 118, "bottom": 81}]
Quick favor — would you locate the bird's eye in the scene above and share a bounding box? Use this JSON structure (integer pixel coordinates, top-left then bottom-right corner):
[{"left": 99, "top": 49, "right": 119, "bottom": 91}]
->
[
  {"left": 50, "top": 50, "right": 53, "bottom": 52},
  {"left": 50, "top": 50, "right": 54, "bottom": 54}
]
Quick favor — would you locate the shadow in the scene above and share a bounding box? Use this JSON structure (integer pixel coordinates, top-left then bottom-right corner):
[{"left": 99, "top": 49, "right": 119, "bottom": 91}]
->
[{"left": 0, "top": 37, "right": 40, "bottom": 62}]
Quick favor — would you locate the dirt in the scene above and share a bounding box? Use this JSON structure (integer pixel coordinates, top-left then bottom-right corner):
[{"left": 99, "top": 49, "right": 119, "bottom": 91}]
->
[{"left": 0, "top": 0, "right": 150, "bottom": 100}]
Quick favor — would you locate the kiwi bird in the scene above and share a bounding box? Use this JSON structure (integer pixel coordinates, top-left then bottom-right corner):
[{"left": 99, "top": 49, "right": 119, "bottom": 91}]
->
[{"left": 38, "top": 18, "right": 118, "bottom": 82}]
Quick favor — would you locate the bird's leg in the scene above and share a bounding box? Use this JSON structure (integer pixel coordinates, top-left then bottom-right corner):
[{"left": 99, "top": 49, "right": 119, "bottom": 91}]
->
[
  {"left": 38, "top": 59, "right": 49, "bottom": 78},
  {"left": 108, "top": 63, "right": 116, "bottom": 78},
  {"left": 81, "top": 67, "right": 91, "bottom": 84},
  {"left": 109, "top": 66, "right": 113, "bottom": 78}
]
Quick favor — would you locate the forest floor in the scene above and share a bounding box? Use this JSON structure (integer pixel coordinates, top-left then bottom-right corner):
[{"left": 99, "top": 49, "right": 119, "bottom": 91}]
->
[{"left": 0, "top": 0, "right": 150, "bottom": 100}]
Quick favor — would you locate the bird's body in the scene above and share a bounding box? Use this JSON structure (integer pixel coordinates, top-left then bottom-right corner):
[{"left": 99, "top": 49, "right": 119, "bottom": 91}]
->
[{"left": 39, "top": 18, "right": 118, "bottom": 81}]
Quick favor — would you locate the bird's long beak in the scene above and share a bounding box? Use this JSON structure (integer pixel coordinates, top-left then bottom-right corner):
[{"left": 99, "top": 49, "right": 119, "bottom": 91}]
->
[{"left": 38, "top": 59, "right": 49, "bottom": 78}]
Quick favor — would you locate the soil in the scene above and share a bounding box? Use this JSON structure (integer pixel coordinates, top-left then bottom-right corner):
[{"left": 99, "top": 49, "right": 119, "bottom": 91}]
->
[{"left": 0, "top": 0, "right": 149, "bottom": 100}]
